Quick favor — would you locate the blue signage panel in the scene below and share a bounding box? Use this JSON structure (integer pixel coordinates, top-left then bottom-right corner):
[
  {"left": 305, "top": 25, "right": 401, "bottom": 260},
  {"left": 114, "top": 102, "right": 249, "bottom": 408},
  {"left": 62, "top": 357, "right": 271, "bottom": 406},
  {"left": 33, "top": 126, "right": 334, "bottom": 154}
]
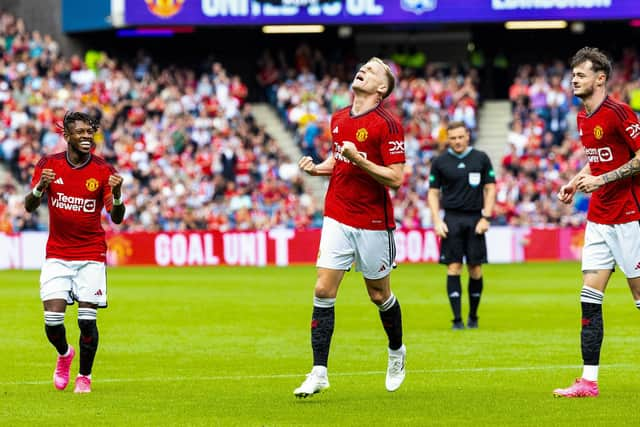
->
[{"left": 125, "top": 0, "right": 640, "bottom": 26}]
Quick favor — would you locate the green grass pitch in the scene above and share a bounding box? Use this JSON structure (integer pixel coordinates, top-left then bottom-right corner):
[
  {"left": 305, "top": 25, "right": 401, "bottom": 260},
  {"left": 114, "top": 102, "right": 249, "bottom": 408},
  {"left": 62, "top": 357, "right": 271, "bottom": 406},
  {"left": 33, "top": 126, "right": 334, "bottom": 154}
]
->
[{"left": 1, "top": 262, "right": 639, "bottom": 426}]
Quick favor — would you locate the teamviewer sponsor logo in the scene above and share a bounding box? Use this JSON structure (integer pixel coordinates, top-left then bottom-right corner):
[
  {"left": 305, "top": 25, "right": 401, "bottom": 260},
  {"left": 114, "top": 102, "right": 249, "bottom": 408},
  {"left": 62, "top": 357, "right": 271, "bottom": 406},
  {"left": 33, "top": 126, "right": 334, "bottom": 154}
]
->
[
  {"left": 584, "top": 147, "right": 613, "bottom": 163},
  {"left": 51, "top": 193, "right": 96, "bottom": 213}
]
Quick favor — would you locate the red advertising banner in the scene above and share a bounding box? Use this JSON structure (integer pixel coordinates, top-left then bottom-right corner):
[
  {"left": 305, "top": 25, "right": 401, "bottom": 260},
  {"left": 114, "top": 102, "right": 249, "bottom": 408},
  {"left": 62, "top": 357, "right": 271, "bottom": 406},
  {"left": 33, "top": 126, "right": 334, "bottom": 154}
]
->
[
  {"left": 106, "top": 229, "right": 321, "bottom": 267},
  {"left": 0, "top": 226, "right": 585, "bottom": 270}
]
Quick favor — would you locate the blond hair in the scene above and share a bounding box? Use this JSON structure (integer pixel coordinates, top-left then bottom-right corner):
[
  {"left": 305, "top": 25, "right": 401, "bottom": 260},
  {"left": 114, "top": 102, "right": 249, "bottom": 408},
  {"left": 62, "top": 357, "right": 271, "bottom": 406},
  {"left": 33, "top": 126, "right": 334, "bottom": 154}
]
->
[{"left": 369, "top": 57, "right": 396, "bottom": 99}]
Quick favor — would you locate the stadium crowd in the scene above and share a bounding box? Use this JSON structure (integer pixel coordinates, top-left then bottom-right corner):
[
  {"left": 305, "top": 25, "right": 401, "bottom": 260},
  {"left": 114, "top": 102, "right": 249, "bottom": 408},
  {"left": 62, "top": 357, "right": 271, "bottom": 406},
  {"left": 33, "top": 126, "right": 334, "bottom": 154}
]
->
[
  {"left": 2, "top": 11, "right": 638, "bottom": 233},
  {"left": 0, "top": 11, "right": 322, "bottom": 233}
]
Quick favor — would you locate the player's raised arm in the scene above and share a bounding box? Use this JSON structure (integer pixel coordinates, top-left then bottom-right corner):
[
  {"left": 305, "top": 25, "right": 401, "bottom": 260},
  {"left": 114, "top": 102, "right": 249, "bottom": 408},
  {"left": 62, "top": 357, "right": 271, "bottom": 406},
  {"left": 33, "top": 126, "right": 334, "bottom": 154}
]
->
[
  {"left": 25, "top": 168, "right": 55, "bottom": 213},
  {"left": 108, "top": 173, "right": 125, "bottom": 224}
]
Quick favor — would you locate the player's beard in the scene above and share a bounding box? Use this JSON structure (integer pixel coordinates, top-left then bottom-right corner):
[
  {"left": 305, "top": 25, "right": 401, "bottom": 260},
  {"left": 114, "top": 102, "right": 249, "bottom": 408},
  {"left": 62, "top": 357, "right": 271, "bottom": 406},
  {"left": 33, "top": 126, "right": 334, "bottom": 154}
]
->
[{"left": 574, "top": 83, "right": 594, "bottom": 100}]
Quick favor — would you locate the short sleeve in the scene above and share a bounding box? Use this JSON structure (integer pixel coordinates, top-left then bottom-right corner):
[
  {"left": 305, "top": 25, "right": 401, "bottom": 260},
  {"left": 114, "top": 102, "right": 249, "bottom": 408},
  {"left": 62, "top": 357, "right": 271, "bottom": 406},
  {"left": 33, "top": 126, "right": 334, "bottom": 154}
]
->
[
  {"left": 102, "top": 164, "right": 117, "bottom": 213},
  {"left": 429, "top": 157, "right": 442, "bottom": 189},
  {"left": 380, "top": 116, "right": 406, "bottom": 166},
  {"left": 482, "top": 153, "right": 496, "bottom": 185},
  {"left": 30, "top": 157, "right": 48, "bottom": 188},
  {"left": 619, "top": 103, "right": 640, "bottom": 152}
]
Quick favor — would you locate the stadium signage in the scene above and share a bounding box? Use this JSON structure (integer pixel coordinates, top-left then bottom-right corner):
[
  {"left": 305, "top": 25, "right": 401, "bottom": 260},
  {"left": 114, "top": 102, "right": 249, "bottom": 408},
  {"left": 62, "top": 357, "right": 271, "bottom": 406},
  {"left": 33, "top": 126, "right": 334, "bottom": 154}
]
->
[
  {"left": 124, "top": 0, "right": 638, "bottom": 25},
  {"left": 492, "top": 0, "right": 612, "bottom": 9}
]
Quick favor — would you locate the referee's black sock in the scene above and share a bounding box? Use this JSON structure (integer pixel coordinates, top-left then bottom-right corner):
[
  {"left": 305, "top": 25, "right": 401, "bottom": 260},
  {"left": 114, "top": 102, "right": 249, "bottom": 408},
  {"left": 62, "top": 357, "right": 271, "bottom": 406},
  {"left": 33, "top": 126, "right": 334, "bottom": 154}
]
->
[
  {"left": 447, "top": 275, "right": 462, "bottom": 322},
  {"left": 468, "top": 277, "right": 483, "bottom": 320},
  {"left": 311, "top": 297, "right": 335, "bottom": 367}
]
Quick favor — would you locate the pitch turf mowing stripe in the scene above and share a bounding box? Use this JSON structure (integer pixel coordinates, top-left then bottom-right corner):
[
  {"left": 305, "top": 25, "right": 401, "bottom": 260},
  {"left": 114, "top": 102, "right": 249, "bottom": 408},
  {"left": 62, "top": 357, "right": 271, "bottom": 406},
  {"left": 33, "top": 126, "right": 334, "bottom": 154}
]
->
[{"left": 2, "top": 363, "right": 634, "bottom": 386}]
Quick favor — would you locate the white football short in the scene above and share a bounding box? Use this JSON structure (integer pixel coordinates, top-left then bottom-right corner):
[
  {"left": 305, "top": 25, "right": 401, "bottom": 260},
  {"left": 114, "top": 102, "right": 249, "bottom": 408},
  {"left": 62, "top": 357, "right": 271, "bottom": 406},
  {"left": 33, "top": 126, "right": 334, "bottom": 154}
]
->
[
  {"left": 582, "top": 220, "right": 640, "bottom": 278},
  {"left": 316, "top": 216, "right": 396, "bottom": 280},
  {"left": 40, "top": 259, "right": 107, "bottom": 307}
]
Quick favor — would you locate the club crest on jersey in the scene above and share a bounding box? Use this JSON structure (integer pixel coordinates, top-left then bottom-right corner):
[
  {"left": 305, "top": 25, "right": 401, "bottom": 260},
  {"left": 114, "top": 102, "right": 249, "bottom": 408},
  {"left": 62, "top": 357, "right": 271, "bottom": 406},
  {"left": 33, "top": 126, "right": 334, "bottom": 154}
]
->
[
  {"left": 145, "top": 0, "right": 185, "bottom": 18},
  {"left": 85, "top": 178, "right": 100, "bottom": 191},
  {"left": 593, "top": 125, "right": 604, "bottom": 140},
  {"left": 356, "top": 128, "right": 368, "bottom": 142}
]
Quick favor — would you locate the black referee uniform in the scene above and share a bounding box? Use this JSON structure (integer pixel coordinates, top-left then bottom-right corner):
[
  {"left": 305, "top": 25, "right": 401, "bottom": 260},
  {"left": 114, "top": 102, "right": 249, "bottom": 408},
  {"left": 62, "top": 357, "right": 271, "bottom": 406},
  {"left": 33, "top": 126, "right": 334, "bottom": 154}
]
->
[
  {"left": 429, "top": 145, "right": 496, "bottom": 329},
  {"left": 429, "top": 147, "right": 495, "bottom": 265}
]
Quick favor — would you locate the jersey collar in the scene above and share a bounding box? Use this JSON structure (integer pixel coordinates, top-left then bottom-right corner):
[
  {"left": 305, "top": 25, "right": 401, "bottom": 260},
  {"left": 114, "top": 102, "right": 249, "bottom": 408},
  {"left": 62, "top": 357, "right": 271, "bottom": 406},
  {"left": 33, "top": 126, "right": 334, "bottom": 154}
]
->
[
  {"left": 66, "top": 152, "right": 92, "bottom": 169},
  {"left": 447, "top": 146, "right": 473, "bottom": 159},
  {"left": 584, "top": 95, "right": 608, "bottom": 118}
]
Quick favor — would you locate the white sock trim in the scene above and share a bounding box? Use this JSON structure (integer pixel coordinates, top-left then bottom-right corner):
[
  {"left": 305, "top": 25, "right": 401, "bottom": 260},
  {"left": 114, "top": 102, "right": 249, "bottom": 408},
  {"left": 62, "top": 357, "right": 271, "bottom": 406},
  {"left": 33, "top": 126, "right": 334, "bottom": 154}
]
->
[
  {"left": 311, "top": 365, "right": 327, "bottom": 377},
  {"left": 77, "top": 308, "right": 97, "bottom": 320},
  {"left": 582, "top": 365, "right": 599, "bottom": 382},
  {"left": 378, "top": 293, "right": 397, "bottom": 312},
  {"left": 44, "top": 311, "right": 65, "bottom": 326},
  {"left": 389, "top": 344, "right": 406, "bottom": 355},
  {"left": 313, "top": 296, "right": 336, "bottom": 308},
  {"left": 580, "top": 285, "right": 604, "bottom": 304}
]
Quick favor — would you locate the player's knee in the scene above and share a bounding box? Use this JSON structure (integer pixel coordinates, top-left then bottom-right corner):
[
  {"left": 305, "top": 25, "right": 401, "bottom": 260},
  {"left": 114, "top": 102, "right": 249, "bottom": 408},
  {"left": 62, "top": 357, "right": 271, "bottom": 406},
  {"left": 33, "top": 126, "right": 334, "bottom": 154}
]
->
[
  {"left": 314, "top": 283, "right": 337, "bottom": 299},
  {"left": 368, "top": 290, "right": 387, "bottom": 306}
]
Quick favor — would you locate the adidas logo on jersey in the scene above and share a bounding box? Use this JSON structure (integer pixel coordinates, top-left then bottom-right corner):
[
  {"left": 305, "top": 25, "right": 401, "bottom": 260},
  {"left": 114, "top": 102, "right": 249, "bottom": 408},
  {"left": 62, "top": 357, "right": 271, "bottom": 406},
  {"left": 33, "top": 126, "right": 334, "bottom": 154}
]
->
[
  {"left": 333, "top": 126, "right": 339, "bottom": 134},
  {"left": 94, "top": 289, "right": 103, "bottom": 296},
  {"left": 54, "top": 177, "right": 64, "bottom": 185}
]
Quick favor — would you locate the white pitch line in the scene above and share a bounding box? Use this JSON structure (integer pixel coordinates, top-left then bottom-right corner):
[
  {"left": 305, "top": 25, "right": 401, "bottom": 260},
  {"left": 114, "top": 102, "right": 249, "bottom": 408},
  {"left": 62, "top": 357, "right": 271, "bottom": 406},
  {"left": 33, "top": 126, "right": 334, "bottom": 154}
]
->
[{"left": 1, "top": 364, "right": 634, "bottom": 386}]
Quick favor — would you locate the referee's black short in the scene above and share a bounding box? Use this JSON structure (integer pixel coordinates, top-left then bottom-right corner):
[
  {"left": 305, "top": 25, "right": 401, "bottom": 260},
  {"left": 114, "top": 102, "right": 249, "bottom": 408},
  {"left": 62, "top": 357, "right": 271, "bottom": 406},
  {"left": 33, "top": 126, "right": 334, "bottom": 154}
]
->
[{"left": 439, "top": 211, "right": 488, "bottom": 265}]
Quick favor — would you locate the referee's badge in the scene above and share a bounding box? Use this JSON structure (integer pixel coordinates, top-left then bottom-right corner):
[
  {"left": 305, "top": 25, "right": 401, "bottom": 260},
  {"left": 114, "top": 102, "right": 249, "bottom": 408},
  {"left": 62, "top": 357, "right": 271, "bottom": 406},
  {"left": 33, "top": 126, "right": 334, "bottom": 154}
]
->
[{"left": 468, "top": 172, "right": 481, "bottom": 187}]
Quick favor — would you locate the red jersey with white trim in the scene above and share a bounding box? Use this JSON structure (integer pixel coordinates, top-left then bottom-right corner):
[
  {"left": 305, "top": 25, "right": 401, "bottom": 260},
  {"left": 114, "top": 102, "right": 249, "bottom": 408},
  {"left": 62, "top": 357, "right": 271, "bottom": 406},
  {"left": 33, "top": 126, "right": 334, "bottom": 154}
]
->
[
  {"left": 324, "top": 104, "right": 405, "bottom": 230},
  {"left": 31, "top": 152, "right": 116, "bottom": 262},
  {"left": 578, "top": 96, "right": 640, "bottom": 224}
]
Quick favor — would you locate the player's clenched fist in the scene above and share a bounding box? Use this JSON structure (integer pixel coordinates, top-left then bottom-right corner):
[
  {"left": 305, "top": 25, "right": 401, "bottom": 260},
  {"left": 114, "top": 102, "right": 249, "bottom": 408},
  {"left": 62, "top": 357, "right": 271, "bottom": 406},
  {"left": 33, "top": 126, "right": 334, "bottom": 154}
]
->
[
  {"left": 108, "top": 174, "right": 124, "bottom": 197},
  {"left": 298, "top": 156, "right": 316, "bottom": 176},
  {"left": 557, "top": 183, "right": 576, "bottom": 204},
  {"left": 340, "top": 141, "right": 358, "bottom": 161},
  {"left": 37, "top": 169, "right": 56, "bottom": 191}
]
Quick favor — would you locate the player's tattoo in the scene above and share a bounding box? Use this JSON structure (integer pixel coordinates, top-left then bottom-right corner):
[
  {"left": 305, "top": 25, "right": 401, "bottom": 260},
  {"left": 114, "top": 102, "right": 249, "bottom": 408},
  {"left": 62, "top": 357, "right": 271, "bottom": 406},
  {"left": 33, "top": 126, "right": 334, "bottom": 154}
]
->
[{"left": 601, "top": 157, "right": 640, "bottom": 184}]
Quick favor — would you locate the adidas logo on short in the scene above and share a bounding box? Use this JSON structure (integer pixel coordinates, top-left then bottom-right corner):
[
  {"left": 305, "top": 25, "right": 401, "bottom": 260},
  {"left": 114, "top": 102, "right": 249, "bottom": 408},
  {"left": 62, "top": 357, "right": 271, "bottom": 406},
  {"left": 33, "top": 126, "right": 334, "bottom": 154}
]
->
[
  {"left": 54, "top": 177, "right": 64, "bottom": 185},
  {"left": 94, "top": 289, "right": 103, "bottom": 296}
]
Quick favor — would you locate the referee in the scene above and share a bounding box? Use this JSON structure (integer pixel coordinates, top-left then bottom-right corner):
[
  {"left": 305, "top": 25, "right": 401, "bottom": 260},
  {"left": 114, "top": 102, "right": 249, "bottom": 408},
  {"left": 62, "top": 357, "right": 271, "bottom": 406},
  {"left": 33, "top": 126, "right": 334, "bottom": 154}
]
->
[{"left": 428, "top": 121, "right": 496, "bottom": 330}]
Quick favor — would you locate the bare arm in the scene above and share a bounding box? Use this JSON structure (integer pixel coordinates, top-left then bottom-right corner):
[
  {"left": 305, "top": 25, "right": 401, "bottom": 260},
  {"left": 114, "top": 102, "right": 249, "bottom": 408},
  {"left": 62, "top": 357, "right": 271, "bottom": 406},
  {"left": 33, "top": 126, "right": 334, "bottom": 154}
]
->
[
  {"left": 558, "top": 164, "right": 591, "bottom": 204},
  {"left": 109, "top": 174, "right": 125, "bottom": 224},
  {"left": 577, "top": 149, "right": 640, "bottom": 193},
  {"left": 482, "top": 183, "right": 496, "bottom": 218},
  {"left": 298, "top": 155, "right": 335, "bottom": 177},
  {"left": 428, "top": 187, "right": 448, "bottom": 238},
  {"left": 475, "top": 183, "right": 496, "bottom": 235},
  {"left": 25, "top": 168, "right": 55, "bottom": 213},
  {"left": 341, "top": 141, "right": 404, "bottom": 189}
]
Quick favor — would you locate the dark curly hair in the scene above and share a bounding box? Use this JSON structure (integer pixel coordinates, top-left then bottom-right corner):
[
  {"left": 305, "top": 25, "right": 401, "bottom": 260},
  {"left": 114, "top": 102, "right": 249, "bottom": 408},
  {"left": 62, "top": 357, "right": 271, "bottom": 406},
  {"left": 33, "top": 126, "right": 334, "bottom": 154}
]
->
[{"left": 60, "top": 111, "right": 99, "bottom": 134}]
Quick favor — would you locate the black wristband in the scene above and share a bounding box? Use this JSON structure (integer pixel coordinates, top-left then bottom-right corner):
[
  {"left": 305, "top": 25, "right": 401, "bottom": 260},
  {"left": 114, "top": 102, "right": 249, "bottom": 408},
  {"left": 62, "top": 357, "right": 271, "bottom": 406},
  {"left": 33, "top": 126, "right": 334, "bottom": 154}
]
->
[{"left": 482, "top": 215, "right": 491, "bottom": 221}]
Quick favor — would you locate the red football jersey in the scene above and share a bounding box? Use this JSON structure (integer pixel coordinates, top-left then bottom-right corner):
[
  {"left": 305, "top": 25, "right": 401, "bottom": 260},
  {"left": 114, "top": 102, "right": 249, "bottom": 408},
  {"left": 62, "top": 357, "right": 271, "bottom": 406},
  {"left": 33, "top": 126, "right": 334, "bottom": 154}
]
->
[
  {"left": 578, "top": 96, "right": 640, "bottom": 224},
  {"left": 31, "top": 152, "right": 116, "bottom": 262},
  {"left": 324, "top": 104, "right": 405, "bottom": 230}
]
